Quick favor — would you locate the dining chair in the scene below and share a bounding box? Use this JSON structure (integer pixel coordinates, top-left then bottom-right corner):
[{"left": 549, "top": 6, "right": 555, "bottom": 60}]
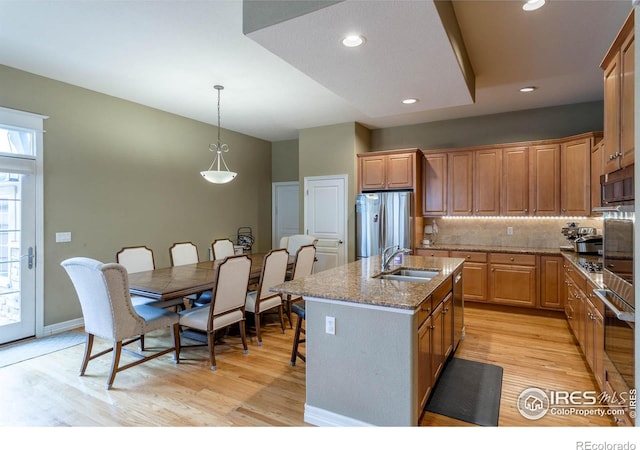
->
[
  {"left": 284, "top": 244, "right": 316, "bottom": 327},
  {"left": 290, "top": 302, "right": 306, "bottom": 366},
  {"left": 60, "top": 257, "right": 180, "bottom": 390},
  {"left": 245, "top": 248, "right": 289, "bottom": 345},
  {"left": 169, "top": 241, "right": 212, "bottom": 306},
  {"left": 212, "top": 238, "right": 235, "bottom": 260},
  {"left": 176, "top": 255, "right": 252, "bottom": 370},
  {"left": 116, "top": 246, "right": 185, "bottom": 346},
  {"left": 281, "top": 234, "right": 318, "bottom": 256}
]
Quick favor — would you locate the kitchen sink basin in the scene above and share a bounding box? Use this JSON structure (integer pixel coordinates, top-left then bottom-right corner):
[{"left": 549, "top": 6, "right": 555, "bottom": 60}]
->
[{"left": 374, "top": 268, "right": 440, "bottom": 283}]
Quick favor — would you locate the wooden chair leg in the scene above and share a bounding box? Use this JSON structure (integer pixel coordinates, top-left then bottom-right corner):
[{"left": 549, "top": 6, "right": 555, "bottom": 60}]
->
[
  {"left": 240, "top": 319, "right": 249, "bottom": 354},
  {"left": 106, "top": 341, "right": 123, "bottom": 390},
  {"left": 207, "top": 330, "right": 217, "bottom": 371},
  {"left": 285, "top": 296, "right": 293, "bottom": 329},
  {"left": 80, "top": 333, "right": 94, "bottom": 376},
  {"left": 172, "top": 323, "right": 180, "bottom": 363},
  {"left": 139, "top": 334, "right": 145, "bottom": 352},
  {"left": 278, "top": 304, "right": 286, "bottom": 334},
  {"left": 255, "top": 312, "right": 262, "bottom": 346},
  {"left": 290, "top": 314, "right": 303, "bottom": 366}
]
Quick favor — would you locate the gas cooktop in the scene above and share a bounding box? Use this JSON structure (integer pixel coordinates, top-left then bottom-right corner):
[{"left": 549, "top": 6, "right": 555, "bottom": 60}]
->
[{"left": 577, "top": 260, "right": 603, "bottom": 273}]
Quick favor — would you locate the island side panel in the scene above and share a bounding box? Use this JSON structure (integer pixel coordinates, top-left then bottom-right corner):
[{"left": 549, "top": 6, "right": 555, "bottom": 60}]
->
[{"left": 304, "top": 298, "right": 418, "bottom": 426}]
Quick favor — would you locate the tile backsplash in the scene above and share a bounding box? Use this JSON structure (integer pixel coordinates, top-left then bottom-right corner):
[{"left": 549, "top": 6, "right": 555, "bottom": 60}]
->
[{"left": 423, "top": 217, "right": 602, "bottom": 249}]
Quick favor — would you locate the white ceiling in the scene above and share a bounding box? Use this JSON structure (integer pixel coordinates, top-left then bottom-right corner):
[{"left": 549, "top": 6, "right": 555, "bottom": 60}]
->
[{"left": 0, "top": 0, "right": 633, "bottom": 142}]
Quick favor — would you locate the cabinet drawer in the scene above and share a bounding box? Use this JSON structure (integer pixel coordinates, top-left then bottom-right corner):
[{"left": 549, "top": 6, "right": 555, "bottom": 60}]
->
[
  {"left": 417, "top": 297, "right": 433, "bottom": 326},
  {"left": 432, "top": 275, "right": 453, "bottom": 306},
  {"left": 564, "top": 261, "right": 587, "bottom": 293},
  {"left": 490, "top": 252, "right": 536, "bottom": 266},
  {"left": 415, "top": 249, "right": 449, "bottom": 258},
  {"left": 450, "top": 251, "right": 487, "bottom": 263}
]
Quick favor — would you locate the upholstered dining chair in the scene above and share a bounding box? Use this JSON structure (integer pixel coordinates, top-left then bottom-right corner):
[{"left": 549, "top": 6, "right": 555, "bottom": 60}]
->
[
  {"left": 245, "top": 248, "right": 289, "bottom": 345},
  {"left": 290, "top": 302, "right": 306, "bottom": 366},
  {"left": 176, "top": 255, "right": 251, "bottom": 370},
  {"left": 211, "top": 238, "right": 235, "bottom": 260},
  {"left": 117, "top": 245, "right": 185, "bottom": 312},
  {"left": 116, "top": 245, "right": 155, "bottom": 274},
  {"left": 60, "top": 257, "right": 180, "bottom": 390},
  {"left": 169, "top": 242, "right": 212, "bottom": 306},
  {"left": 280, "top": 234, "right": 317, "bottom": 256},
  {"left": 284, "top": 244, "right": 316, "bottom": 327}
]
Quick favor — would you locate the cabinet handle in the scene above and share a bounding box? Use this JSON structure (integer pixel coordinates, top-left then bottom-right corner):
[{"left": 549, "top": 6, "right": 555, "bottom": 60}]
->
[
  {"left": 429, "top": 325, "right": 436, "bottom": 330},
  {"left": 533, "top": 208, "right": 536, "bottom": 212},
  {"left": 510, "top": 257, "right": 514, "bottom": 261},
  {"left": 443, "top": 308, "right": 449, "bottom": 313},
  {"left": 524, "top": 209, "right": 528, "bottom": 212},
  {"left": 466, "top": 255, "right": 471, "bottom": 259},
  {"left": 421, "top": 306, "right": 431, "bottom": 313}
]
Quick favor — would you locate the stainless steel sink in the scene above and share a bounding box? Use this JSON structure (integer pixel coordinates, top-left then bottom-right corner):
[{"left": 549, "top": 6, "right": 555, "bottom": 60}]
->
[{"left": 374, "top": 268, "right": 440, "bottom": 283}]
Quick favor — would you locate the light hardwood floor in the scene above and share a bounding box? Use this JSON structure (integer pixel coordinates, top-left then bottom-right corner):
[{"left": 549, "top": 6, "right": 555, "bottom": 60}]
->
[{"left": 0, "top": 303, "right": 616, "bottom": 427}]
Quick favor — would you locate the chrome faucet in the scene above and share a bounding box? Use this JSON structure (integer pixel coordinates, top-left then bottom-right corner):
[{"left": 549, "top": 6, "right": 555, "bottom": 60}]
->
[{"left": 381, "top": 245, "right": 410, "bottom": 271}]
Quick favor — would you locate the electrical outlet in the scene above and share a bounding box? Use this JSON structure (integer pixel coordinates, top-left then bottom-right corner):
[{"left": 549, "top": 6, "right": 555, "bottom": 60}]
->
[
  {"left": 325, "top": 316, "right": 335, "bottom": 335},
  {"left": 507, "top": 227, "right": 513, "bottom": 236},
  {"left": 56, "top": 232, "right": 71, "bottom": 243}
]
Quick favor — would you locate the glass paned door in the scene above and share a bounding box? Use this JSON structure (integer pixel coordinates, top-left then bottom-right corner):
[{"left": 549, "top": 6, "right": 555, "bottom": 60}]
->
[{"left": 0, "top": 159, "right": 36, "bottom": 344}]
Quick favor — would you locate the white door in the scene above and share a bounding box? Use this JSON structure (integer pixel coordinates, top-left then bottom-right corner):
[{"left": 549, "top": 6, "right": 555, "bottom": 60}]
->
[
  {"left": 304, "top": 175, "right": 347, "bottom": 272},
  {"left": 272, "top": 182, "right": 299, "bottom": 248},
  {"left": 0, "top": 107, "right": 44, "bottom": 344},
  {"left": 0, "top": 151, "right": 37, "bottom": 344}
]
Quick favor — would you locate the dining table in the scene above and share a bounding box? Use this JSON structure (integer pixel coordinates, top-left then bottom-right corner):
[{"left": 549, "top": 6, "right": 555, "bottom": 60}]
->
[{"left": 127, "top": 252, "right": 295, "bottom": 304}]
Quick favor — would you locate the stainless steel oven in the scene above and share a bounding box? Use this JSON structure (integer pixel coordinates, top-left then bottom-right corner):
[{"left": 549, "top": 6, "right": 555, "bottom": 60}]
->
[{"left": 593, "top": 205, "right": 634, "bottom": 420}]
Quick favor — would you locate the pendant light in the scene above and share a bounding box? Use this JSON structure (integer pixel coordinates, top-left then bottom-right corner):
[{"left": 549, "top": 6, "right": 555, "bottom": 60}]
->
[{"left": 200, "top": 85, "right": 237, "bottom": 184}]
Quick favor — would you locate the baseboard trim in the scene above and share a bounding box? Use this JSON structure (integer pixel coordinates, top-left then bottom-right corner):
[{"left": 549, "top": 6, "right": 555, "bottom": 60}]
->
[
  {"left": 41, "top": 317, "right": 84, "bottom": 337},
  {"left": 304, "top": 404, "right": 374, "bottom": 427}
]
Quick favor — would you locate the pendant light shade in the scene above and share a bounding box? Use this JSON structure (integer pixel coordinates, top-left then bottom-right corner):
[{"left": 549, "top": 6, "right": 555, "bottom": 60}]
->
[{"left": 201, "top": 85, "right": 237, "bottom": 184}]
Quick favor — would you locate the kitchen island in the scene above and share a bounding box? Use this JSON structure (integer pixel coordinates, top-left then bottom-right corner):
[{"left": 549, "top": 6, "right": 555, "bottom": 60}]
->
[{"left": 271, "top": 254, "right": 464, "bottom": 426}]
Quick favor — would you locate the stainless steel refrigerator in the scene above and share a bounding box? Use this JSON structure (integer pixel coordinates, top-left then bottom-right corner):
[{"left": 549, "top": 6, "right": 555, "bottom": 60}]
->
[{"left": 356, "top": 191, "right": 413, "bottom": 259}]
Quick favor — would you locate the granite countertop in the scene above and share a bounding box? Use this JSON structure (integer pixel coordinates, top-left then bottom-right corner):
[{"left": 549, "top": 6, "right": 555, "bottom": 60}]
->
[
  {"left": 560, "top": 250, "right": 604, "bottom": 288},
  {"left": 270, "top": 255, "right": 464, "bottom": 311},
  {"left": 417, "top": 243, "right": 563, "bottom": 255}
]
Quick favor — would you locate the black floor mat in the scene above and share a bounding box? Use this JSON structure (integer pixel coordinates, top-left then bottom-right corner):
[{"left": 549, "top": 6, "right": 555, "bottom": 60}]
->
[{"left": 425, "top": 357, "right": 503, "bottom": 426}]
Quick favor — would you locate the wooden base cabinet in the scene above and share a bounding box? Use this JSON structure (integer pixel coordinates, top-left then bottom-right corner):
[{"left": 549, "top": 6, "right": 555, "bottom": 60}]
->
[
  {"left": 585, "top": 287, "right": 605, "bottom": 390},
  {"left": 489, "top": 253, "right": 537, "bottom": 308},
  {"left": 417, "top": 276, "right": 455, "bottom": 415},
  {"left": 540, "top": 256, "right": 564, "bottom": 310},
  {"left": 450, "top": 251, "right": 488, "bottom": 302}
]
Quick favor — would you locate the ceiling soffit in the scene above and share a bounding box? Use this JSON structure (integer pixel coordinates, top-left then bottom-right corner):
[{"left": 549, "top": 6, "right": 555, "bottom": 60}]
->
[{"left": 244, "top": 0, "right": 475, "bottom": 119}]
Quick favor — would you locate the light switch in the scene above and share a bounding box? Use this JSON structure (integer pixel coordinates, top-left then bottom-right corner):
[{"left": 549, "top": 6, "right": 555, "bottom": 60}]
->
[{"left": 56, "top": 232, "right": 71, "bottom": 243}]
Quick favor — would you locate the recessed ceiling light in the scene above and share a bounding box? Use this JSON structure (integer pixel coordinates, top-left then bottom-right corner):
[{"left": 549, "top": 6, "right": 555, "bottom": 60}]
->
[
  {"left": 342, "top": 34, "right": 366, "bottom": 48},
  {"left": 523, "top": 0, "right": 545, "bottom": 11},
  {"left": 519, "top": 86, "right": 537, "bottom": 93},
  {"left": 402, "top": 98, "right": 419, "bottom": 104}
]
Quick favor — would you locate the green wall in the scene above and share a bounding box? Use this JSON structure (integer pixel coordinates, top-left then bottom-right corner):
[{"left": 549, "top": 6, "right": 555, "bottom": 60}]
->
[
  {"left": 371, "top": 101, "right": 604, "bottom": 151},
  {"left": 0, "top": 64, "right": 272, "bottom": 327},
  {"left": 271, "top": 139, "right": 299, "bottom": 182},
  {"left": 298, "top": 122, "right": 370, "bottom": 262}
]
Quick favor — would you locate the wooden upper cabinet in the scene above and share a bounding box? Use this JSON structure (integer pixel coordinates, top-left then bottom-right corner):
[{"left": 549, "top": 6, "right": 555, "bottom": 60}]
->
[
  {"left": 448, "top": 151, "right": 473, "bottom": 216},
  {"left": 473, "top": 148, "right": 502, "bottom": 215},
  {"left": 591, "top": 140, "right": 604, "bottom": 211},
  {"left": 386, "top": 153, "right": 415, "bottom": 189},
  {"left": 360, "top": 155, "right": 386, "bottom": 190},
  {"left": 359, "top": 151, "right": 416, "bottom": 191},
  {"left": 602, "top": 10, "right": 634, "bottom": 174},
  {"left": 603, "top": 53, "right": 621, "bottom": 174},
  {"left": 502, "top": 146, "right": 529, "bottom": 216},
  {"left": 561, "top": 138, "right": 592, "bottom": 216},
  {"left": 529, "top": 144, "right": 561, "bottom": 216},
  {"left": 422, "top": 152, "right": 448, "bottom": 216},
  {"left": 620, "top": 28, "right": 634, "bottom": 168}
]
